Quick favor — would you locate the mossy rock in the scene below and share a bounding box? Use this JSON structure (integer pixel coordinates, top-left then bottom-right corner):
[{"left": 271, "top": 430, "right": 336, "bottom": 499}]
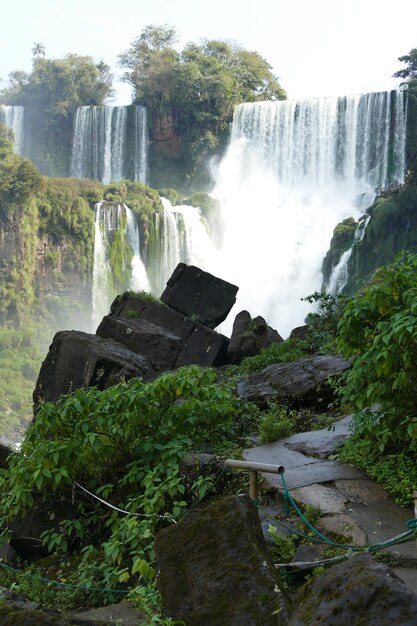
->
[{"left": 322, "top": 217, "right": 357, "bottom": 286}]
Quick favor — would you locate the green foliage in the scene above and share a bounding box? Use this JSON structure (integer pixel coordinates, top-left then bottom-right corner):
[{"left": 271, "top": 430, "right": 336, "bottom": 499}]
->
[
  {"left": 239, "top": 339, "right": 308, "bottom": 374},
  {"left": 336, "top": 437, "right": 417, "bottom": 506},
  {"left": 0, "top": 557, "right": 98, "bottom": 608},
  {"left": 0, "top": 366, "right": 237, "bottom": 593},
  {"left": 0, "top": 328, "right": 43, "bottom": 437},
  {"left": 158, "top": 188, "right": 182, "bottom": 206},
  {"left": 0, "top": 124, "right": 42, "bottom": 209},
  {"left": 393, "top": 48, "right": 417, "bottom": 90},
  {"left": 337, "top": 251, "right": 417, "bottom": 451},
  {"left": 1, "top": 54, "right": 113, "bottom": 115},
  {"left": 239, "top": 292, "right": 346, "bottom": 375},
  {"left": 119, "top": 25, "right": 286, "bottom": 176},
  {"left": 268, "top": 526, "right": 298, "bottom": 562},
  {"left": 259, "top": 404, "right": 298, "bottom": 443},
  {"left": 103, "top": 181, "right": 163, "bottom": 219}
]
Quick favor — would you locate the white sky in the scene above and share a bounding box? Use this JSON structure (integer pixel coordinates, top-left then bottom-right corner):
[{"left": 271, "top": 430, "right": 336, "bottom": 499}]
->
[{"left": 0, "top": 0, "right": 416, "bottom": 104}]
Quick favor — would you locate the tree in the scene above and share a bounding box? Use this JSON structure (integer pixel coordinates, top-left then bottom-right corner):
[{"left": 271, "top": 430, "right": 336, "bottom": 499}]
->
[
  {"left": 119, "top": 25, "right": 286, "bottom": 169},
  {"left": 393, "top": 48, "right": 417, "bottom": 89},
  {"left": 32, "top": 42, "right": 45, "bottom": 58},
  {"left": 0, "top": 123, "right": 41, "bottom": 208},
  {"left": 1, "top": 53, "right": 113, "bottom": 115},
  {"left": 119, "top": 24, "right": 179, "bottom": 111}
]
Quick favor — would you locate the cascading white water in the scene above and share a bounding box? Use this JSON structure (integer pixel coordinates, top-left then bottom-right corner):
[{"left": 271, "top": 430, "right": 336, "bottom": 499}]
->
[
  {"left": 125, "top": 207, "right": 150, "bottom": 293},
  {"left": 71, "top": 105, "right": 147, "bottom": 183},
  {"left": 208, "top": 90, "right": 407, "bottom": 336},
  {"left": 146, "top": 198, "right": 215, "bottom": 296},
  {"left": 0, "top": 105, "right": 25, "bottom": 154},
  {"left": 327, "top": 216, "right": 371, "bottom": 294},
  {"left": 134, "top": 106, "right": 148, "bottom": 184},
  {"left": 92, "top": 202, "right": 150, "bottom": 329}
]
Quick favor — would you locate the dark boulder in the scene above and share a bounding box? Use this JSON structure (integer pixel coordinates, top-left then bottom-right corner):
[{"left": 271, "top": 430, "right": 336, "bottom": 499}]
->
[
  {"left": 175, "top": 324, "right": 229, "bottom": 368},
  {"left": 0, "top": 443, "right": 13, "bottom": 469},
  {"left": 160, "top": 263, "right": 238, "bottom": 328},
  {"left": 289, "top": 552, "right": 417, "bottom": 625},
  {"left": 228, "top": 310, "right": 284, "bottom": 364},
  {"left": 155, "top": 494, "right": 288, "bottom": 626},
  {"left": 96, "top": 316, "right": 182, "bottom": 372},
  {"left": 7, "top": 497, "right": 76, "bottom": 558},
  {"left": 108, "top": 292, "right": 196, "bottom": 346},
  {"left": 106, "top": 293, "right": 230, "bottom": 369},
  {"left": 237, "top": 355, "right": 349, "bottom": 408},
  {"left": 0, "top": 542, "right": 18, "bottom": 565},
  {"left": 33, "top": 331, "right": 154, "bottom": 412},
  {"left": 289, "top": 325, "right": 310, "bottom": 340}
]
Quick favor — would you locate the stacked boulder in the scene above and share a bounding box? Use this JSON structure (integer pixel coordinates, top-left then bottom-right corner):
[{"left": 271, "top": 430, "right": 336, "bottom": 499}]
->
[{"left": 33, "top": 264, "right": 239, "bottom": 411}]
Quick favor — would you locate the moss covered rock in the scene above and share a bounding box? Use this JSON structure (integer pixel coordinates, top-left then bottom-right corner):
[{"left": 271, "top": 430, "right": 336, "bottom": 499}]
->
[
  {"left": 321, "top": 217, "right": 357, "bottom": 288},
  {"left": 289, "top": 552, "right": 417, "bottom": 625},
  {"left": 155, "top": 494, "right": 288, "bottom": 625}
]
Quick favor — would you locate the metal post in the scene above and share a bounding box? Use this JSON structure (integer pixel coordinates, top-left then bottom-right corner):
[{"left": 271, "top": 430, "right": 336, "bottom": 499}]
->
[
  {"left": 249, "top": 470, "right": 258, "bottom": 500},
  {"left": 224, "top": 459, "right": 284, "bottom": 501}
]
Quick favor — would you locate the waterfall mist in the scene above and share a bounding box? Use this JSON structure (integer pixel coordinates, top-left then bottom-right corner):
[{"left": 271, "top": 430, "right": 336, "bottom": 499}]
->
[
  {"left": 208, "top": 90, "right": 407, "bottom": 337},
  {"left": 71, "top": 105, "right": 148, "bottom": 183},
  {"left": 0, "top": 105, "right": 25, "bottom": 155}
]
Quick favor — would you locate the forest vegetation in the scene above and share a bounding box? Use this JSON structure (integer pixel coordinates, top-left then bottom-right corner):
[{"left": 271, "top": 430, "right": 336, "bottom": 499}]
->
[{"left": 0, "top": 41, "right": 417, "bottom": 622}]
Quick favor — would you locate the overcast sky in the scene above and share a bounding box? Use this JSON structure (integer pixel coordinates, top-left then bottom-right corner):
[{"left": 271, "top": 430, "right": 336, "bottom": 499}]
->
[{"left": 1, "top": 0, "right": 416, "bottom": 104}]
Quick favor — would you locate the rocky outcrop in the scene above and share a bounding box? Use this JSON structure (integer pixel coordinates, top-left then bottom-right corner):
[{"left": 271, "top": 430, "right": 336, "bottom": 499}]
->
[
  {"left": 96, "top": 316, "right": 182, "bottom": 372},
  {"left": 161, "top": 263, "right": 238, "bottom": 328},
  {"left": 289, "top": 553, "right": 417, "bottom": 625},
  {"left": 237, "top": 355, "right": 349, "bottom": 408},
  {"left": 99, "top": 302, "right": 229, "bottom": 370},
  {"left": 155, "top": 494, "right": 288, "bottom": 626},
  {"left": 33, "top": 266, "right": 234, "bottom": 411},
  {"left": 33, "top": 331, "right": 155, "bottom": 411},
  {"left": 227, "top": 310, "right": 283, "bottom": 364}
]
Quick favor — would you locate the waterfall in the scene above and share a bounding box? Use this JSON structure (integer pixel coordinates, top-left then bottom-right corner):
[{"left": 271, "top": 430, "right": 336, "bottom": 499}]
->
[
  {"left": 0, "top": 105, "right": 25, "bottom": 154},
  {"left": 146, "top": 198, "right": 215, "bottom": 296},
  {"left": 327, "top": 216, "right": 372, "bottom": 294},
  {"left": 210, "top": 90, "right": 407, "bottom": 336},
  {"left": 71, "top": 105, "right": 148, "bottom": 183},
  {"left": 133, "top": 106, "right": 148, "bottom": 183},
  {"left": 92, "top": 202, "right": 150, "bottom": 329}
]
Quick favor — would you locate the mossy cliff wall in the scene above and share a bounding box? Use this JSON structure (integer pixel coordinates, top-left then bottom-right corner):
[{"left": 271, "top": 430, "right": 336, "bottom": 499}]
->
[
  {"left": 323, "top": 91, "right": 417, "bottom": 294},
  {"left": 0, "top": 177, "right": 102, "bottom": 328}
]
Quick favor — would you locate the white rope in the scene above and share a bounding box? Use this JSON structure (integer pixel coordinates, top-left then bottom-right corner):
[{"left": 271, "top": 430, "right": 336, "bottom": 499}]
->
[
  {"left": 74, "top": 481, "right": 177, "bottom": 523},
  {"left": 274, "top": 554, "right": 352, "bottom": 568}
]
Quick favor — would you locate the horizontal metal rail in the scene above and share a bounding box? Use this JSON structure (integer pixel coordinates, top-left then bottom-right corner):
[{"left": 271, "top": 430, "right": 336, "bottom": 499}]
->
[{"left": 225, "top": 459, "right": 285, "bottom": 499}]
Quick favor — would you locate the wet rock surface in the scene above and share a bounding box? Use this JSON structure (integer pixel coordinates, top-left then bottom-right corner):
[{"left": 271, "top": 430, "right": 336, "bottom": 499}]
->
[
  {"left": 160, "top": 263, "right": 238, "bottom": 328},
  {"left": 33, "top": 330, "right": 155, "bottom": 411},
  {"left": 244, "top": 416, "right": 417, "bottom": 594},
  {"left": 227, "top": 310, "right": 283, "bottom": 364},
  {"left": 237, "top": 355, "right": 349, "bottom": 408},
  {"left": 288, "top": 553, "right": 417, "bottom": 626},
  {"left": 155, "top": 494, "right": 288, "bottom": 625}
]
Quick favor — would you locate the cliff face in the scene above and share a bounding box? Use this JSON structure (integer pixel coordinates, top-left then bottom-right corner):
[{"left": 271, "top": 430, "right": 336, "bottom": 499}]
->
[
  {"left": 0, "top": 178, "right": 101, "bottom": 328},
  {"left": 323, "top": 91, "right": 417, "bottom": 295}
]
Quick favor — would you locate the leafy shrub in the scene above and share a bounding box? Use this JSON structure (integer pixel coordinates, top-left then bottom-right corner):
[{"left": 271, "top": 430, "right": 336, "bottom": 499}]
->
[
  {"left": 336, "top": 437, "right": 417, "bottom": 506},
  {"left": 0, "top": 366, "right": 237, "bottom": 594},
  {"left": 259, "top": 404, "right": 298, "bottom": 443},
  {"left": 239, "top": 292, "right": 347, "bottom": 375},
  {"left": 337, "top": 251, "right": 417, "bottom": 451}
]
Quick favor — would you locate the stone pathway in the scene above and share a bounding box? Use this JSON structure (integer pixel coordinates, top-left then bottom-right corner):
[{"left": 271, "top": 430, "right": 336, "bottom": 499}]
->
[{"left": 243, "top": 416, "right": 417, "bottom": 593}]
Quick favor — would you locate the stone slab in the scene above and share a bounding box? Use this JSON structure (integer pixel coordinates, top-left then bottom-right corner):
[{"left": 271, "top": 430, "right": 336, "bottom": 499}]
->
[
  {"left": 290, "top": 484, "right": 348, "bottom": 514},
  {"left": 334, "top": 478, "right": 389, "bottom": 504},
  {"left": 317, "top": 513, "right": 368, "bottom": 545}
]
